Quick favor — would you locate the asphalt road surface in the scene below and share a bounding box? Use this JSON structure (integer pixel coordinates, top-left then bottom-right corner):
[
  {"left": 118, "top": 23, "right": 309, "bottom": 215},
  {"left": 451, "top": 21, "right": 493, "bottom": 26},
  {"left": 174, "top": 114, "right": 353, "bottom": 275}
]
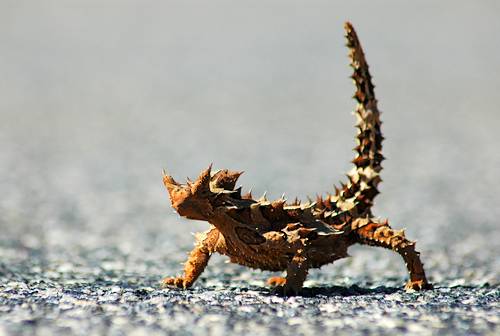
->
[{"left": 1, "top": 1, "right": 499, "bottom": 335}]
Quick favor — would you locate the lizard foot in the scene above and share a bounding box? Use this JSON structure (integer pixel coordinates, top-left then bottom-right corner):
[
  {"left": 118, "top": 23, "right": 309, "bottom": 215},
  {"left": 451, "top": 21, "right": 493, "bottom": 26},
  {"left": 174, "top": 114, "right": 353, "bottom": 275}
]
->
[
  {"left": 161, "top": 277, "right": 187, "bottom": 289},
  {"left": 404, "top": 279, "right": 433, "bottom": 292},
  {"left": 267, "top": 276, "right": 287, "bottom": 287}
]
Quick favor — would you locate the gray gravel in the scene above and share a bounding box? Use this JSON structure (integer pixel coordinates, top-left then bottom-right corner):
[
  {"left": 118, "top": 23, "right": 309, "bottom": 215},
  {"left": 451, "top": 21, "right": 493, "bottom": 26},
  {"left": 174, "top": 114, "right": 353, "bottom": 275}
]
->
[{"left": 1, "top": 1, "right": 499, "bottom": 335}]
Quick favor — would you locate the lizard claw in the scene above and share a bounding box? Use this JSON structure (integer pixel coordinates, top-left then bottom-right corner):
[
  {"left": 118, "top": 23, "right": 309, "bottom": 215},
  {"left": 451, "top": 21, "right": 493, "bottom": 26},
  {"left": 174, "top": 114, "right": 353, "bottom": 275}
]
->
[
  {"left": 161, "top": 277, "right": 186, "bottom": 289},
  {"left": 405, "top": 279, "right": 433, "bottom": 292}
]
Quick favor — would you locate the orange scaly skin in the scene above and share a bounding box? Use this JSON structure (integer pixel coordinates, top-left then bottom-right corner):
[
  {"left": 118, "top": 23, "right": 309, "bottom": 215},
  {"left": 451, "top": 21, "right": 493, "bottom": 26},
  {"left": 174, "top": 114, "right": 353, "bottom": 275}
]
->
[{"left": 161, "top": 22, "right": 432, "bottom": 296}]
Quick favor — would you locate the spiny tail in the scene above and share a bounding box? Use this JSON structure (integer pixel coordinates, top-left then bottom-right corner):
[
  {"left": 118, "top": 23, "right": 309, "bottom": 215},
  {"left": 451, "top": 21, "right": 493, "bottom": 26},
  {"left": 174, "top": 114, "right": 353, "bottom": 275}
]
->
[{"left": 331, "top": 22, "right": 384, "bottom": 217}]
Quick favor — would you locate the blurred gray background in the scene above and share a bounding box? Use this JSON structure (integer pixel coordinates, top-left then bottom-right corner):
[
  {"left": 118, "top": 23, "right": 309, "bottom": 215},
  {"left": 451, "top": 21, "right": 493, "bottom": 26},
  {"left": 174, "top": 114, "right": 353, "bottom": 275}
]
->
[{"left": 0, "top": 1, "right": 499, "bottom": 335}]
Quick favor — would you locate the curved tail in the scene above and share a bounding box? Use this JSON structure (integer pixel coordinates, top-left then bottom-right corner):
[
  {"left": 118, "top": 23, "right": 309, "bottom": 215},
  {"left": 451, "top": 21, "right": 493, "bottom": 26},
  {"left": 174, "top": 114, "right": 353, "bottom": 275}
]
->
[{"left": 331, "top": 22, "right": 384, "bottom": 217}]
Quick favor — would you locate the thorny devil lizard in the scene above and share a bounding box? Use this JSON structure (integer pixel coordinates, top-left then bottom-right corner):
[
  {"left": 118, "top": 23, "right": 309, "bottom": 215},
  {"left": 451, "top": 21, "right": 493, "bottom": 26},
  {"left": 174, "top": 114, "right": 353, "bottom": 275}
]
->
[{"left": 161, "top": 22, "right": 432, "bottom": 296}]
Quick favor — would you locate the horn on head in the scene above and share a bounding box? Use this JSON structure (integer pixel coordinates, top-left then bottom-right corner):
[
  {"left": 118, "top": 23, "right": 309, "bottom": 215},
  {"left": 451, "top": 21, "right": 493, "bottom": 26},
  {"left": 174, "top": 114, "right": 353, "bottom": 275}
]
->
[
  {"left": 191, "top": 163, "right": 212, "bottom": 194},
  {"left": 162, "top": 169, "right": 179, "bottom": 192}
]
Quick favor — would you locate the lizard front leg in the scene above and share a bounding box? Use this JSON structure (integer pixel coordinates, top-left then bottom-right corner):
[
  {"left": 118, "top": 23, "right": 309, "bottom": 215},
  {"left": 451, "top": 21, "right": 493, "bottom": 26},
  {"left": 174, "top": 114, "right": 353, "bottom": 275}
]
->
[
  {"left": 162, "top": 228, "right": 219, "bottom": 289},
  {"left": 354, "top": 219, "right": 432, "bottom": 291},
  {"left": 271, "top": 249, "right": 309, "bottom": 296}
]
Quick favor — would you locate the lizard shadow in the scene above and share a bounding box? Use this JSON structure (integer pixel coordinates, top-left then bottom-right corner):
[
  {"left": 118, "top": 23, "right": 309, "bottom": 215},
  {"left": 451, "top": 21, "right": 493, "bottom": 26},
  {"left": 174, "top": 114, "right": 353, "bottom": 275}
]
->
[
  {"left": 263, "top": 284, "right": 402, "bottom": 298},
  {"left": 264, "top": 283, "right": 490, "bottom": 298},
  {"left": 290, "top": 284, "right": 490, "bottom": 298},
  {"left": 297, "top": 284, "right": 401, "bottom": 297}
]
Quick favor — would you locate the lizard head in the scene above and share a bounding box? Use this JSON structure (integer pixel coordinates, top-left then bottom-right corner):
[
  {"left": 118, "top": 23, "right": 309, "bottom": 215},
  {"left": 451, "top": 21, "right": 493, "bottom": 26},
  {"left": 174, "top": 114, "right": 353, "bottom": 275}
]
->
[{"left": 163, "top": 164, "right": 244, "bottom": 221}]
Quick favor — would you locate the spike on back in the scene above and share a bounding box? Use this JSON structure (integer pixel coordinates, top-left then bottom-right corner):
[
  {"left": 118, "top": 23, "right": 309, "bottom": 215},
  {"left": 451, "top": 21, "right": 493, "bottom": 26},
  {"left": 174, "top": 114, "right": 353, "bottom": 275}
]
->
[
  {"left": 211, "top": 169, "right": 243, "bottom": 191},
  {"left": 242, "top": 190, "right": 253, "bottom": 200}
]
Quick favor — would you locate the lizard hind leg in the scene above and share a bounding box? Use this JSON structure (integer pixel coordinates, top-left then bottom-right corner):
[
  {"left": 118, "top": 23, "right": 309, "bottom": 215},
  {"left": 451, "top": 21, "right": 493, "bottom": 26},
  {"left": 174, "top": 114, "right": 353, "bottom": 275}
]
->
[
  {"left": 270, "top": 250, "right": 309, "bottom": 296},
  {"left": 354, "top": 218, "right": 432, "bottom": 291}
]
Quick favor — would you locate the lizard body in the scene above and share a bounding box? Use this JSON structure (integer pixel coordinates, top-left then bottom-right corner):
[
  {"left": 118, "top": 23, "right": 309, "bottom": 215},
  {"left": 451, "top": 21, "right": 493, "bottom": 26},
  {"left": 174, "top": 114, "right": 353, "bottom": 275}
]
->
[{"left": 161, "top": 22, "right": 432, "bottom": 295}]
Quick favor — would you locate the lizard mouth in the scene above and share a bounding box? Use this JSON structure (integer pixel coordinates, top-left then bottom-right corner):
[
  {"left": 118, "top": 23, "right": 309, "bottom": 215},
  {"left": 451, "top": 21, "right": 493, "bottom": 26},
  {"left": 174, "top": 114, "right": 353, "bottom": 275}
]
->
[{"left": 174, "top": 200, "right": 212, "bottom": 221}]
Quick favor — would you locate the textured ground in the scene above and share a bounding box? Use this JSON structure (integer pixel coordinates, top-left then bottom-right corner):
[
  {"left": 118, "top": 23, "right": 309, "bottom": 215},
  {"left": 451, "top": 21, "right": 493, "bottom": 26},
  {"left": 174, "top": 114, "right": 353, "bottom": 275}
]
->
[{"left": 1, "top": 1, "right": 499, "bottom": 335}]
